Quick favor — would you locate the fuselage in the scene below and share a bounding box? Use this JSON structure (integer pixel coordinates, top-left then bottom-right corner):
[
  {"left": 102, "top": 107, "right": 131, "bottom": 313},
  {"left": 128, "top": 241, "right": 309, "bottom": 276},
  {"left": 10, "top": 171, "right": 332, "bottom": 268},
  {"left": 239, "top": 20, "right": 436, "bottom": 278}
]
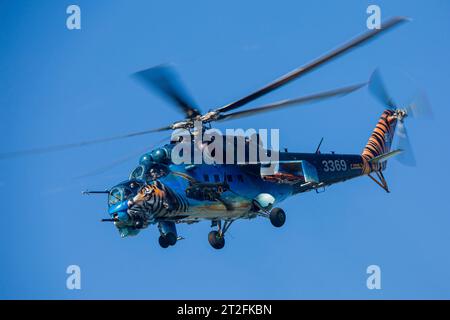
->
[
  {"left": 118, "top": 150, "right": 367, "bottom": 222},
  {"left": 106, "top": 135, "right": 374, "bottom": 241}
]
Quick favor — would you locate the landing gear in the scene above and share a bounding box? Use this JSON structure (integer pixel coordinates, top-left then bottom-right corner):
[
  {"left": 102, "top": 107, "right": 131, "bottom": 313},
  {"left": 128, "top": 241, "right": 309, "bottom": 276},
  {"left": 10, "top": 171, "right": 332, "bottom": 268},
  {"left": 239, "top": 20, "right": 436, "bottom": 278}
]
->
[
  {"left": 157, "top": 221, "right": 178, "bottom": 248},
  {"left": 208, "top": 220, "right": 233, "bottom": 250},
  {"left": 158, "top": 232, "right": 177, "bottom": 248},
  {"left": 208, "top": 231, "right": 225, "bottom": 249},
  {"left": 269, "top": 207, "right": 286, "bottom": 227},
  {"left": 158, "top": 235, "right": 170, "bottom": 248}
]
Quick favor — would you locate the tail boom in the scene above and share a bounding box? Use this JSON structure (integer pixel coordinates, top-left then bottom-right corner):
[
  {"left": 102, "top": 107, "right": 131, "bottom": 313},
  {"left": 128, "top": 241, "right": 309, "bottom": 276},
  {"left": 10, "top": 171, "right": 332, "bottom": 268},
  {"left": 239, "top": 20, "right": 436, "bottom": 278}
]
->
[{"left": 361, "top": 109, "right": 398, "bottom": 173}]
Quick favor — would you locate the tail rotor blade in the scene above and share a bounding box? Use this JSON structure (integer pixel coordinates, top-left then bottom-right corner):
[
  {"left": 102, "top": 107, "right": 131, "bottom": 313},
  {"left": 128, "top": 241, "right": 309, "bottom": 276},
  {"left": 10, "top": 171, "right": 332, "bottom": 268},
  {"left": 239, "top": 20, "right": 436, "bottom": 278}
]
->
[
  {"left": 407, "top": 87, "right": 433, "bottom": 119},
  {"left": 369, "top": 68, "right": 433, "bottom": 119},
  {"left": 368, "top": 68, "right": 397, "bottom": 108},
  {"left": 396, "top": 120, "right": 416, "bottom": 166}
]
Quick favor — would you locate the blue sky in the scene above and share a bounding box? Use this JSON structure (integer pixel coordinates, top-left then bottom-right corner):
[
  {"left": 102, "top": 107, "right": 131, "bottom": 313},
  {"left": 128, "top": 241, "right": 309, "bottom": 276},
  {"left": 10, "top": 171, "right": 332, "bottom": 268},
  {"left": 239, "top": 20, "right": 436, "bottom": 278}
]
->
[{"left": 1, "top": 0, "right": 450, "bottom": 299}]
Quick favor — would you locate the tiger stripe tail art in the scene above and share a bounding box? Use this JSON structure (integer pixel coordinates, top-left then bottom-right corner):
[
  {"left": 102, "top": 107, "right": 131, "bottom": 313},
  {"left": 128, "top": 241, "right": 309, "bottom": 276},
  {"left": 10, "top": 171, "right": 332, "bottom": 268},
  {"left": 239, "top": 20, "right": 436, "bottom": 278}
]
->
[{"left": 361, "top": 109, "right": 398, "bottom": 174}]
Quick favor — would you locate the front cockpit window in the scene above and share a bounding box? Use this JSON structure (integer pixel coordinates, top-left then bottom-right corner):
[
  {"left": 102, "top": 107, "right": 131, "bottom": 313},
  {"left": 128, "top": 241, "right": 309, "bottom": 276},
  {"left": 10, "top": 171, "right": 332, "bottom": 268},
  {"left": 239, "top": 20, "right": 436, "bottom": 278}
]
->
[
  {"left": 108, "top": 180, "right": 143, "bottom": 207},
  {"left": 108, "top": 188, "right": 122, "bottom": 207},
  {"left": 123, "top": 187, "right": 133, "bottom": 200}
]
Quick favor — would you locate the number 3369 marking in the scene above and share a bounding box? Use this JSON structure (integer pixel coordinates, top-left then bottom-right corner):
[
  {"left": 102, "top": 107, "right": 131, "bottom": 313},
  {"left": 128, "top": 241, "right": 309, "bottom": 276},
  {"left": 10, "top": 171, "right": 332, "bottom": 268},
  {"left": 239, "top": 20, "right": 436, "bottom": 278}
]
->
[{"left": 322, "top": 160, "right": 347, "bottom": 172}]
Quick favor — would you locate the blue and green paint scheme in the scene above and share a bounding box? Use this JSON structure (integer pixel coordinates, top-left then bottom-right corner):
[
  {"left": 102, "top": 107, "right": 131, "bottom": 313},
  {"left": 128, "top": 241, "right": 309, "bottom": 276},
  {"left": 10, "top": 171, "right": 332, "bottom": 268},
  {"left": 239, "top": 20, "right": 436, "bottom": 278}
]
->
[{"left": 107, "top": 108, "right": 399, "bottom": 240}]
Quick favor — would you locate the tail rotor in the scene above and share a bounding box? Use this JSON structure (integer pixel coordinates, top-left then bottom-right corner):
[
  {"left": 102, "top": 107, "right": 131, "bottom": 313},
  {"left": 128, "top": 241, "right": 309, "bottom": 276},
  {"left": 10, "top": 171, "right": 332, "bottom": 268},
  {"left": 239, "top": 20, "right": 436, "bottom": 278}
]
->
[{"left": 368, "top": 68, "right": 431, "bottom": 166}]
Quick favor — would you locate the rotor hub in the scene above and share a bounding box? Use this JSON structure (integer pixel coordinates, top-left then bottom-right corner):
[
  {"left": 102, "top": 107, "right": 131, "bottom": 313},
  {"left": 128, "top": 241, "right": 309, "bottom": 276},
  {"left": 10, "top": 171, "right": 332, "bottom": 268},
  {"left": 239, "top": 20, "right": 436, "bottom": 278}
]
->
[{"left": 395, "top": 109, "right": 408, "bottom": 121}]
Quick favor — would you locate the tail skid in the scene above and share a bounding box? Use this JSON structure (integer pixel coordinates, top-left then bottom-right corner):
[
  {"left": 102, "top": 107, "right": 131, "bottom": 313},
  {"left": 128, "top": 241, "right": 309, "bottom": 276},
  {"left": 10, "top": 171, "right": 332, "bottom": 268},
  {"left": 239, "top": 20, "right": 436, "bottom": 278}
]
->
[
  {"left": 368, "top": 170, "right": 390, "bottom": 193},
  {"left": 366, "top": 148, "right": 403, "bottom": 192}
]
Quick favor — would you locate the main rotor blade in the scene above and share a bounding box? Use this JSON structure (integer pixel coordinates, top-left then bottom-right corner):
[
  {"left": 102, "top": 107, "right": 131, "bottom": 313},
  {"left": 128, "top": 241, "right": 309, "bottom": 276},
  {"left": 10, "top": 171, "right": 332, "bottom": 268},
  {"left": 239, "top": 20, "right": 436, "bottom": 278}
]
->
[
  {"left": 0, "top": 126, "right": 171, "bottom": 159},
  {"left": 74, "top": 146, "right": 151, "bottom": 179},
  {"left": 216, "top": 82, "right": 366, "bottom": 122},
  {"left": 75, "top": 135, "right": 171, "bottom": 179},
  {"left": 216, "top": 16, "right": 409, "bottom": 114},
  {"left": 133, "top": 65, "right": 201, "bottom": 118}
]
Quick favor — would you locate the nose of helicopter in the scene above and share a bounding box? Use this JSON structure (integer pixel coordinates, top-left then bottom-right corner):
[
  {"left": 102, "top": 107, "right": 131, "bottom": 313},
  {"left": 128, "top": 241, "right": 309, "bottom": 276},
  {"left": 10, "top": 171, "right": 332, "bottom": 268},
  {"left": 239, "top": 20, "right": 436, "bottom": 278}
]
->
[{"left": 108, "top": 200, "right": 129, "bottom": 222}]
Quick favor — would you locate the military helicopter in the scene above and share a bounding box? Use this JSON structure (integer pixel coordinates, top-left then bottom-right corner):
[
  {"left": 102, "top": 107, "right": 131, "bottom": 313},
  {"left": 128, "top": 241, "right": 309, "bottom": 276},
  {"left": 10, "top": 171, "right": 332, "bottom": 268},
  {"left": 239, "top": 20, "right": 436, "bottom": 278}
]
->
[{"left": 2, "top": 17, "right": 431, "bottom": 249}]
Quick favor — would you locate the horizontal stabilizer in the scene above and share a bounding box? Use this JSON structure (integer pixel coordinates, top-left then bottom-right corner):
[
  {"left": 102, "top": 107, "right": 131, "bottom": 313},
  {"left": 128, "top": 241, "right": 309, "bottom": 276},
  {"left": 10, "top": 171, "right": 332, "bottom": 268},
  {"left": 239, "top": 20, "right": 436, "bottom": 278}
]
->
[{"left": 368, "top": 149, "right": 403, "bottom": 164}]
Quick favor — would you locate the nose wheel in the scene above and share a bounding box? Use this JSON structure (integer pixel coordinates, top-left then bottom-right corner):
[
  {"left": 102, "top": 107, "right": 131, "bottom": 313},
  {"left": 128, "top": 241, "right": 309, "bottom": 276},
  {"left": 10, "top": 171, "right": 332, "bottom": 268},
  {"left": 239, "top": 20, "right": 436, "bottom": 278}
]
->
[
  {"left": 158, "top": 232, "right": 177, "bottom": 248},
  {"left": 208, "top": 220, "right": 233, "bottom": 250}
]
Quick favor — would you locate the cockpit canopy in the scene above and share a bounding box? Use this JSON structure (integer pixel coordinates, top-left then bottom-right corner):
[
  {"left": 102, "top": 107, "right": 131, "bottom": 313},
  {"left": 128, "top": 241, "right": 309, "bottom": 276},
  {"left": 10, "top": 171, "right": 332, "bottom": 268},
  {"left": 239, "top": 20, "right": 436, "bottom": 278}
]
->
[
  {"left": 139, "top": 147, "right": 171, "bottom": 166},
  {"left": 131, "top": 146, "right": 172, "bottom": 182},
  {"left": 108, "top": 179, "right": 143, "bottom": 207},
  {"left": 110, "top": 147, "right": 172, "bottom": 207},
  {"left": 129, "top": 163, "right": 169, "bottom": 181}
]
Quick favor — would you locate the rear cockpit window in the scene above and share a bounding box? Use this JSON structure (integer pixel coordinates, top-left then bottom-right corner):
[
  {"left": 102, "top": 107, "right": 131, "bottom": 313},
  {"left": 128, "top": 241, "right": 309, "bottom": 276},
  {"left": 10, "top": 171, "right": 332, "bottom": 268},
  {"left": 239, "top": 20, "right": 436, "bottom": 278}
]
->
[{"left": 130, "top": 166, "right": 144, "bottom": 180}]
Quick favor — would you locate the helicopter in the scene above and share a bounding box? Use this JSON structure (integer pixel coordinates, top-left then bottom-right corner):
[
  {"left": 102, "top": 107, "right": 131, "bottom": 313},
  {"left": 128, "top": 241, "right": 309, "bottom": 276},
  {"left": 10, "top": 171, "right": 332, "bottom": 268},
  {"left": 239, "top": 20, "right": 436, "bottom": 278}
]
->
[{"left": 2, "top": 16, "right": 431, "bottom": 249}]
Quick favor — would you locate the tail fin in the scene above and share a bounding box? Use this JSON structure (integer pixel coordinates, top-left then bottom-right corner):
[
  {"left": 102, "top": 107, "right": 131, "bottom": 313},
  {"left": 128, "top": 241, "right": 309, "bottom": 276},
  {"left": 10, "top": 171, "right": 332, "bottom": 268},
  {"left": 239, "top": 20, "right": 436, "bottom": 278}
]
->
[{"left": 362, "top": 109, "right": 398, "bottom": 162}]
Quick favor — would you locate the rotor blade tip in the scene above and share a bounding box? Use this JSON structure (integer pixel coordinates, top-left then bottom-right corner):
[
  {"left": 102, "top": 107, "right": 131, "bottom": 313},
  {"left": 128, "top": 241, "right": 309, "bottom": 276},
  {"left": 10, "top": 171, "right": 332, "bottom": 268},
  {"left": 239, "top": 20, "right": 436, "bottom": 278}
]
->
[
  {"left": 398, "top": 16, "right": 413, "bottom": 22},
  {"left": 389, "top": 16, "right": 412, "bottom": 24}
]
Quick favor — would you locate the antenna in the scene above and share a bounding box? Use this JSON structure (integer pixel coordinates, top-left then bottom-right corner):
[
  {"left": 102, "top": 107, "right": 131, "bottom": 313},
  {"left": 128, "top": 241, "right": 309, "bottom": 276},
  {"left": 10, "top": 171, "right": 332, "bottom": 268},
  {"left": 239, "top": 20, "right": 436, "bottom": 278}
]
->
[{"left": 315, "top": 137, "right": 324, "bottom": 154}]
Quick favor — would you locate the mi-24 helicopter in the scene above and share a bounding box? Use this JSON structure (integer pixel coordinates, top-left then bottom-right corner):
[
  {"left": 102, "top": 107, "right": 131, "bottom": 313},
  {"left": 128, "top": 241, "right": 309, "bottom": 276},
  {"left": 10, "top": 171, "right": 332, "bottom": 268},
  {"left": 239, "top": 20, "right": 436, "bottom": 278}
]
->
[{"left": 2, "top": 17, "right": 431, "bottom": 249}]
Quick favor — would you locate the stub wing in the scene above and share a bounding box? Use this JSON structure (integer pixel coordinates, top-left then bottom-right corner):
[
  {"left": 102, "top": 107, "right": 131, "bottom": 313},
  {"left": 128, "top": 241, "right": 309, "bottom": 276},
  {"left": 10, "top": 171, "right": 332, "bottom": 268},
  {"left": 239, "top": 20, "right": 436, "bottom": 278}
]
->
[
  {"left": 258, "top": 154, "right": 366, "bottom": 189},
  {"left": 260, "top": 160, "right": 305, "bottom": 184}
]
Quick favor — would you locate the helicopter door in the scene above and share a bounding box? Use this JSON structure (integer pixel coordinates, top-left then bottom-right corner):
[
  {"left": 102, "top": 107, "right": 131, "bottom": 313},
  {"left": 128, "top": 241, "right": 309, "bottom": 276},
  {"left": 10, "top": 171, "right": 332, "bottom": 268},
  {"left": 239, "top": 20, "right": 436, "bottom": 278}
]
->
[
  {"left": 260, "top": 161, "right": 304, "bottom": 184},
  {"left": 301, "top": 160, "right": 319, "bottom": 184}
]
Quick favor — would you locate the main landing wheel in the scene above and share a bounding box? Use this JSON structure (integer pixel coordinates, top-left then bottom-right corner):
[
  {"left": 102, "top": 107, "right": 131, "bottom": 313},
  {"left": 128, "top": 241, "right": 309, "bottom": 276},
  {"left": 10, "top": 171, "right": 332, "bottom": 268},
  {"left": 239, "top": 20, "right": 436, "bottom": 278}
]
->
[
  {"left": 208, "top": 230, "right": 225, "bottom": 250},
  {"left": 158, "top": 232, "right": 177, "bottom": 248},
  {"left": 269, "top": 207, "right": 286, "bottom": 228}
]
